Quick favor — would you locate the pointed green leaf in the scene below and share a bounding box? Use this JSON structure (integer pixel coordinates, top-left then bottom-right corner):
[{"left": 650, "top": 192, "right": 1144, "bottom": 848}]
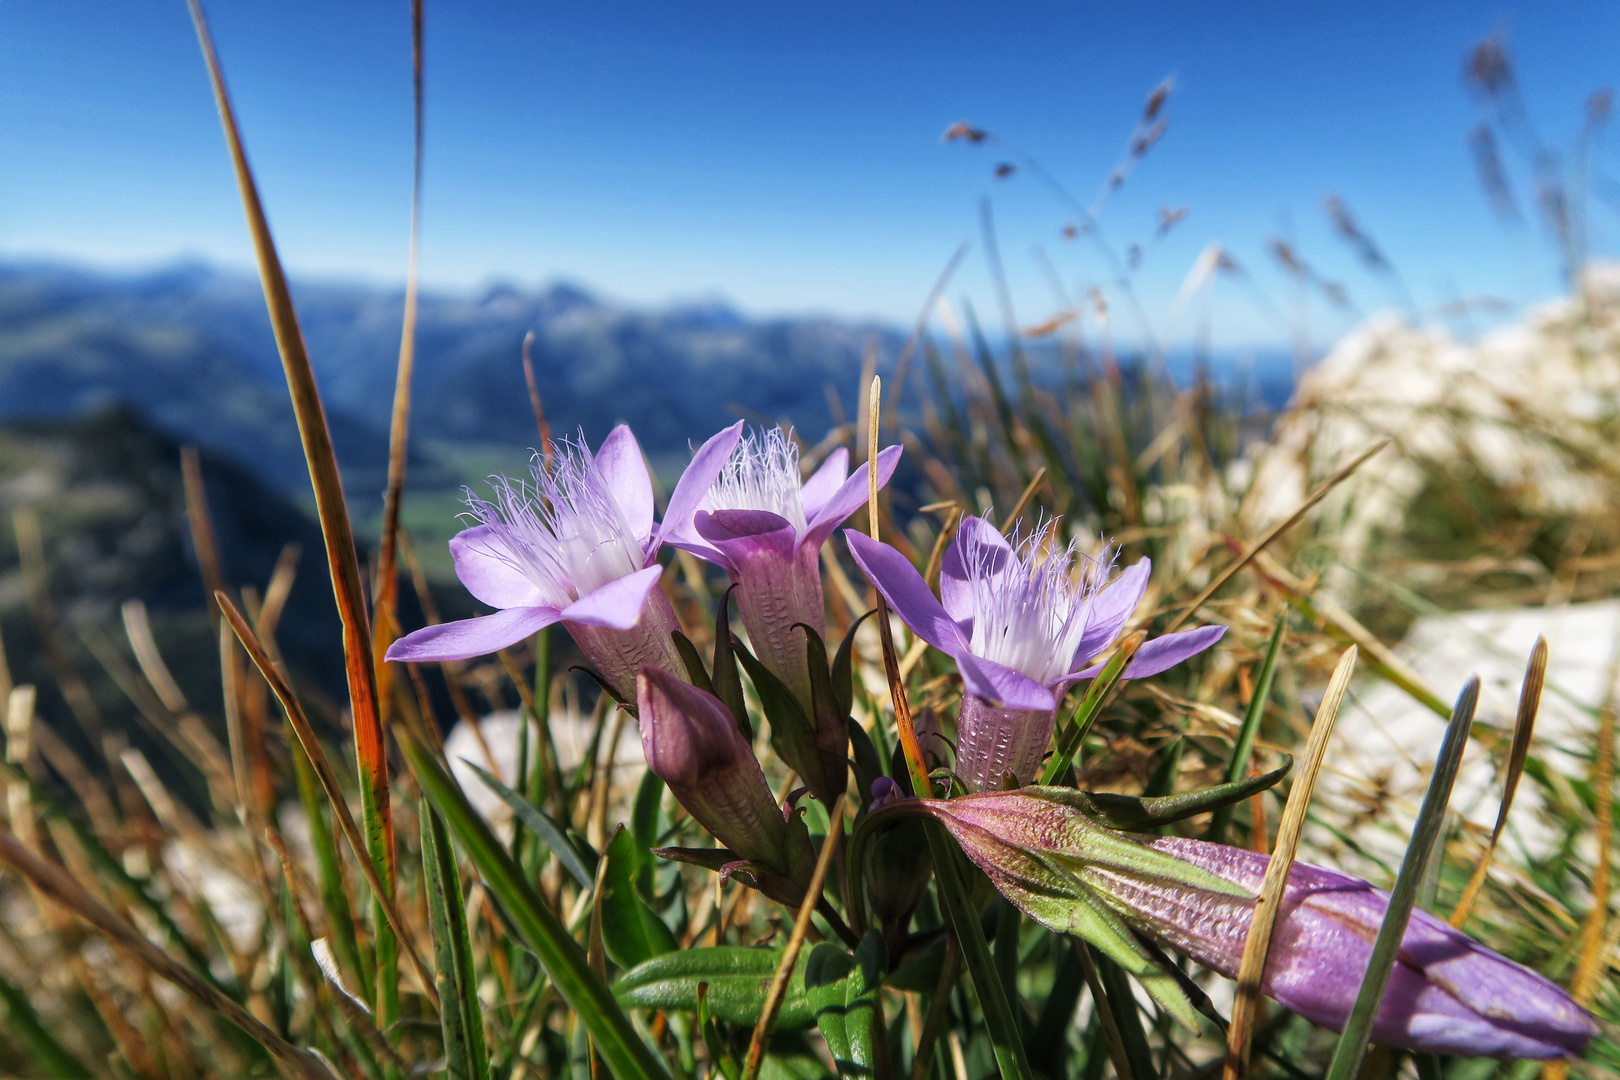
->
[
  {"left": 614, "top": 946, "right": 819, "bottom": 1030},
  {"left": 829, "top": 612, "right": 873, "bottom": 722},
  {"left": 464, "top": 760, "right": 595, "bottom": 888},
  {"left": 421, "top": 806, "right": 490, "bottom": 1080},
  {"left": 672, "top": 631, "right": 716, "bottom": 695},
  {"left": 1209, "top": 618, "right": 1287, "bottom": 843},
  {"left": 400, "top": 730, "right": 671, "bottom": 1080},
  {"left": 712, "top": 585, "right": 750, "bottom": 737},
  {"left": 601, "top": 825, "right": 677, "bottom": 969}
]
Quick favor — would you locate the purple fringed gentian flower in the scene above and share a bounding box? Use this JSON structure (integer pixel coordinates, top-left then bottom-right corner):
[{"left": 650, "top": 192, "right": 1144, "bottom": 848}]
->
[
  {"left": 669, "top": 426, "right": 902, "bottom": 706},
  {"left": 386, "top": 422, "right": 743, "bottom": 701},
  {"left": 636, "top": 666, "right": 815, "bottom": 900},
  {"left": 909, "top": 789, "right": 1597, "bottom": 1059},
  {"left": 846, "top": 516, "right": 1225, "bottom": 791}
]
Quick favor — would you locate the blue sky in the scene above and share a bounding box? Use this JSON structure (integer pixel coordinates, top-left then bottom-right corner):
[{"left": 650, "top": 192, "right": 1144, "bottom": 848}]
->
[{"left": 1, "top": 1, "right": 1616, "bottom": 348}]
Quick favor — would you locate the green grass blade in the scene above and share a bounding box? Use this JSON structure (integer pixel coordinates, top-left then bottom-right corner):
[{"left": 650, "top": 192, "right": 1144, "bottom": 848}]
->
[
  {"left": 1091, "top": 949, "right": 1158, "bottom": 1080},
  {"left": 465, "top": 759, "right": 595, "bottom": 888},
  {"left": 0, "top": 972, "right": 92, "bottom": 1078},
  {"left": 928, "top": 823, "right": 1032, "bottom": 1080},
  {"left": 1207, "top": 617, "right": 1286, "bottom": 844},
  {"left": 292, "top": 739, "right": 372, "bottom": 1006},
  {"left": 1041, "top": 632, "right": 1144, "bottom": 785},
  {"left": 421, "top": 805, "right": 490, "bottom": 1080},
  {"left": 1323, "top": 676, "right": 1480, "bottom": 1080},
  {"left": 399, "top": 728, "right": 672, "bottom": 1080}
]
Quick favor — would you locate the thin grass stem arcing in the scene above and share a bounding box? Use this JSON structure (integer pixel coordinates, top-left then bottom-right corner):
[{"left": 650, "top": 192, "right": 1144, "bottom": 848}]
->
[{"left": 1224, "top": 645, "right": 1357, "bottom": 1080}]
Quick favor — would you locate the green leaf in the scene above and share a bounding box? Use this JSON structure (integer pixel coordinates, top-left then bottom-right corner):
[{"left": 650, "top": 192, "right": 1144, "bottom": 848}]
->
[
  {"left": 0, "top": 972, "right": 91, "bottom": 1078},
  {"left": 292, "top": 741, "right": 371, "bottom": 1007},
  {"left": 464, "top": 759, "right": 595, "bottom": 888},
  {"left": 1091, "top": 948, "right": 1158, "bottom": 1080},
  {"left": 601, "top": 825, "right": 677, "bottom": 969},
  {"left": 806, "top": 944, "right": 856, "bottom": 1072},
  {"left": 1041, "top": 641, "right": 1138, "bottom": 785},
  {"left": 1324, "top": 677, "right": 1480, "bottom": 1080},
  {"left": 421, "top": 806, "right": 491, "bottom": 1080},
  {"left": 1208, "top": 618, "right": 1287, "bottom": 844},
  {"left": 927, "top": 824, "right": 1033, "bottom": 1080},
  {"left": 734, "top": 638, "right": 837, "bottom": 802},
  {"left": 1040, "top": 762, "right": 1292, "bottom": 832},
  {"left": 614, "top": 947, "right": 819, "bottom": 1030},
  {"left": 830, "top": 612, "right": 873, "bottom": 721},
  {"left": 712, "top": 585, "right": 750, "bottom": 738},
  {"left": 673, "top": 631, "right": 717, "bottom": 695},
  {"left": 632, "top": 770, "right": 666, "bottom": 900},
  {"left": 842, "top": 931, "right": 885, "bottom": 1077},
  {"left": 400, "top": 729, "right": 672, "bottom": 1080},
  {"left": 848, "top": 719, "right": 884, "bottom": 811}
]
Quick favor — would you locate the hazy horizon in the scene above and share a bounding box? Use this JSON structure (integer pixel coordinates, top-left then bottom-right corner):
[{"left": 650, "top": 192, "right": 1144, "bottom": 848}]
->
[{"left": 4, "top": 1, "right": 1618, "bottom": 350}]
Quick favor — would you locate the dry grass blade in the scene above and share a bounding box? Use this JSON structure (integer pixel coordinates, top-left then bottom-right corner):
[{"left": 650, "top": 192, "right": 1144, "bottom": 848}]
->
[
  {"left": 215, "top": 592, "right": 440, "bottom": 1012},
  {"left": 1569, "top": 667, "right": 1615, "bottom": 1005},
  {"left": 522, "top": 330, "right": 553, "bottom": 456},
  {"left": 1222, "top": 645, "right": 1358, "bottom": 1080},
  {"left": 258, "top": 542, "right": 303, "bottom": 642},
  {"left": 998, "top": 466, "right": 1047, "bottom": 533},
  {"left": 867, "top": 376, "right": 931, "bottom": 796},
  {"left": 1165, "top": 440, "right": 1388, "bottom": 634},
  {"left": 0, "top": 827, "right": 338, "bottom": 1080},
  {"left": 181, "top": 445, "right": 228, "bottom": 626},
  {"left": 121, "top": 600, "right": 190, "bottom": 714},
  {"left": 183, "top": 0, "right": 394, "bottom": 895},
  {"left": 742, "top": 796, "right": 848, "bottom": 1080},
  {"left": 1450, "top": 636, "right": 1546, "bottom": 928},
  {"left": 373, "top": 0, "right": 426, "bottom": 713},
  {"left": 922, "top": 505, "right": 962, "bottom": 591}
]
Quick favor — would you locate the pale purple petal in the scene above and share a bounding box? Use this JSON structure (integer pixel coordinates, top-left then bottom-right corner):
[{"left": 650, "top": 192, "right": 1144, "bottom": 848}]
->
[
  {"left": 559, "top": 565, "right": 667, "bottom": 630},
  {"left": 1072, "top": 559, "right": 1150, "bottom": 668},
  {"left": 844, "top": 529, "right": 970, "bottom": 656},
  {"left": 800, "top": 445, "right": 903, "bottom": 553},
  {"left": 385, "top": 605, "right": 560, "bottom": 663},
  {"left": 594, "top": 424, "right": 655, "bottom": 545},
  {"left": 450, "top": 526, "right": 546, "bottom": 609},
  {"left": 939, "top": 515, "right": 1013, "bottom": 631},
  {"left": 1074, "top": 625, "right": 1226, "bottom": 680},
  {"left": 956, "top": 653, "right": 1056, "bottom": 712},
  {"left": 693, "top": 509, "right": 797, "bottom": 566},
  {"left": 798, "top": 447, "right": 849, "bottom": 520},
  {"left": 653, "top": 421, "right": 745, "bottom": 549},
  {"left": 660, "top": 531, "right": 728, "bottom": 570}
]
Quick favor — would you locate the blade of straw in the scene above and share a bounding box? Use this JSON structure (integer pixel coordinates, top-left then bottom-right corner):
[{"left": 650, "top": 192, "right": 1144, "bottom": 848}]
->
[
  {"left": 1207, "top": 619, "right": 1287, "bottom": 845},
  {"left": 1223, "top": 645, "right": 1357, "bottom": 1080},
  {"left": 1164, "top": 440, "right": 1388, "bottom": 634},
  {"left": 180, "top": 446, "right": 227, "bottom": 626},
  {"left": 183, "top": 0, "right": 395, "bottom": 958},
  {"left": 1450, "top": 636, "right": 1545, "bottom": 928},
  {"left": 866, "top": 376, "right": 932, "bottom": 798},
  {"left": 1566, "top": 649, "right": 1617, "bottom": 1011},
  {"left": 864, "top": 375, "right": 1029, "bottom": 1080},
  {"left": 998, "top": 466, "right": 1047, "bottom": 533},
  {"left": 215, "top": 592, "right": 439, "bottom": 1012},
  {"left": 0, "top": 827, "right": 337, "bottom": 1080},
  {"left": 741, "top": 797, "right": 847, "bottom": 1080},
  {"left": 1323, "top": 675, "right": 1479, "bottom": 1080},
  {"left": 373, "top": 0, "right": 427, "bottom": 702},
  {"left": 522, "top": 331, "right": 553, "bottom": 455}
]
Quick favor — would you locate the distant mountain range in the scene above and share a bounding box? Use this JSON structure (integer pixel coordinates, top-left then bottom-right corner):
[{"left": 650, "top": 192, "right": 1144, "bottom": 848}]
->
[{"left": 0, "top": 260, "right": 902, "bottom": 507}]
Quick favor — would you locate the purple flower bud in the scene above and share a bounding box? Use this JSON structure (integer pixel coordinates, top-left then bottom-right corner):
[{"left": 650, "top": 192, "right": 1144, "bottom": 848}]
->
[
  {"left": 669, "top": 427, "right": 901, "bottom": 706},
  {"left": 909, "top": 790, "right": 1596, "bottom": 1059},
  {"left": 636, "top": 666, "right": 813, "bottom": 882}
]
